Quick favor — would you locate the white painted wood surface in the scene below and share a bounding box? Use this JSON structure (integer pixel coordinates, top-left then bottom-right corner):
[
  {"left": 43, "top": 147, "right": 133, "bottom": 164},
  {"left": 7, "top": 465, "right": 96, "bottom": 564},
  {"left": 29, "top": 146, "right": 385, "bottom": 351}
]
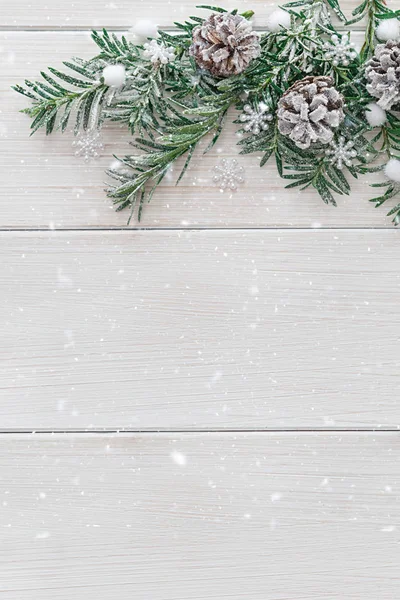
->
[
  {"left": 1, "top": 433, "right": 399, "bottom": 599},
  {"left": 2, "top": 1, "right": 400, "bottom": 595},
  {"left": 1, "top": 31, "right": 392, "bottom": 229},
  {"left": 1, "top": 230, "right": 400, "bottom": 430},
  {"left": 2, "top": 0, "right": 383, "bottom": 28}
]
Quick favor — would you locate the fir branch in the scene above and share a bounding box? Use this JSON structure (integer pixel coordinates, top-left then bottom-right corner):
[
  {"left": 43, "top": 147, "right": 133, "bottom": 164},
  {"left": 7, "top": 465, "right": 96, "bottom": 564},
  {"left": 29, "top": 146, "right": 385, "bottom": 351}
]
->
[
  {"left": 381, "top": 112, "right": 400, "bottom": 158},
  {"left": 13, "top": 61, "right": 106, "bottom": 135},
  {"left": 107, "top": 65, "right": 168, "bottom": 134},
  {"left": 348, "top": 0, "right": 389, "bottom": 60},
  {"left": 284, "top": 0, "right": 346, "bottom": 24},
  {"left": 106, "top": 98, "right": 233, "bottom": 221},
  {"left": 12, "top": 29, "right": 169, "bottom": 136},
  {"left": 12, "top": 2, "right": 400, "bottom": 226},
  {"left": 281, "top": 141, "right": 348, "bottom": 205},
  {"left": 363, "top": 110, "right": 400, "bottom": 223},
  {"left": 369, "top": 181, "right": 400, "bottom": 224},
  {"left": 90, "top": 29, "right": 140, "bottom": 63}
]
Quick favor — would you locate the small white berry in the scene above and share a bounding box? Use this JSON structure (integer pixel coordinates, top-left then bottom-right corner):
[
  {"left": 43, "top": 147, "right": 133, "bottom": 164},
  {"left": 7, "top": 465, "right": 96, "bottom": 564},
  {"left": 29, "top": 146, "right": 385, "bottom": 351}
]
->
[
  {"left": 266, "top": 8, "right": 291, "bottom": 33},
  {"left": 102, "top": 64, "right": 126, "bottom": 88},
  {"left": 375, "top": 18, "right": 400, "bottom": 42},
  {"left": 384, "top": 158, "right": 400, "bottom": 183},
  {"left": 365, "top": 102, "right": 387, "bottom": 127},
  {"left": 130, "top": 19, "right": 159, "bottom": 43}
]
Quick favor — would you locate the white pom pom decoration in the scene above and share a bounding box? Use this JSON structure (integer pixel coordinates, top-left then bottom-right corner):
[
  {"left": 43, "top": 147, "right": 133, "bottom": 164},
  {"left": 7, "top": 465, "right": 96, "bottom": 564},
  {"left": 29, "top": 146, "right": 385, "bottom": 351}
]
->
[
  {"left": 130, "top": 19, "right": 159, "bottom": 43},
  {"left": 375, "top": 18, "right": 400, "bottom": 42},
  {"left": 365, "top": 102, "right": 387, "bottom": 127},
  {"left": 266, "top": 8, "right": 291, "bottom": 33},
  {"left": 102, "top": 64, "right": 126, "bottom": 88},
  {"left": 384, "top": 158, "right": 400, "bottom": 183}
]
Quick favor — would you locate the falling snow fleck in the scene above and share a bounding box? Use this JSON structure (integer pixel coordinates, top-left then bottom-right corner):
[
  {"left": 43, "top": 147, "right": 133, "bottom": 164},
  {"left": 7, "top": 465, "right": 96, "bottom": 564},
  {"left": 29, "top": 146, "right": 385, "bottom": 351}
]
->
[
  {"left": 213, "top": 158, "right": 245, "bottom": 191},
  {"left": 325, "top": 136, "right": 357, "bottom": 170},
  {"left": 381, "top": 525, "right": 396, "bottom": 532},
  {"left": 170, "top": 450, "right": 187, "bottom": 466},
  {"left": 270, "top": 492, "right": 282, "bottom": 503},
  {"left": 73, "top": 130, "right": 104, "bottom": 162},
  {"left": 239, "top": 103, "right": 273, "bottom": 135}
]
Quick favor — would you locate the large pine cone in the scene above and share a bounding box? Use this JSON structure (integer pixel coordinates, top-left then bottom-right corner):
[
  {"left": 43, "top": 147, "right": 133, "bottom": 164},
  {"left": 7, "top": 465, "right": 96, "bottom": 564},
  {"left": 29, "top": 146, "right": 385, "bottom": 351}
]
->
[
  {"left": 189, "top": 12, "right": 261, "bottom": 78},
  {"left": 365, "top": 41, "right": 400, "bottom": 110},
  {"left": 277, "top": 76, "right": 345, "bottom": 150}
]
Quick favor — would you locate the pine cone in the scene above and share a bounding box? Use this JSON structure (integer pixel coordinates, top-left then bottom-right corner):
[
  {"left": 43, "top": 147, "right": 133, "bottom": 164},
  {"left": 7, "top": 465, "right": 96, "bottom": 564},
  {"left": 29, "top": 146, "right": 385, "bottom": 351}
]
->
[
  {"left": 189, "top": 12, "right": 261, "bottom": 78},
  {"left": 365, "top": 41, "right": 400, "bottom": 110},
  {"left": 277, "top": 76, "right": 345, "bottom": 150}
]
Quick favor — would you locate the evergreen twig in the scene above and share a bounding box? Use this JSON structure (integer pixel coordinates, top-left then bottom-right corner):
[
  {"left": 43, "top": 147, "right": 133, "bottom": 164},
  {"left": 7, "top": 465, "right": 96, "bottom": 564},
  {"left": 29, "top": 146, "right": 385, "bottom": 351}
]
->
[{"left": 12, "top": 2, "right": 400, "bottom": 224}]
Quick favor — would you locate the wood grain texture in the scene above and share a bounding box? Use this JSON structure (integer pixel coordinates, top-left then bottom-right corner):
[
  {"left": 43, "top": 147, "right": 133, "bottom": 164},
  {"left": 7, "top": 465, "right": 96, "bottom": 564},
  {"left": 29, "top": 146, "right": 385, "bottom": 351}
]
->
[
  {"left": 2, "top": 0, "right": 400, "bottom": 595},
  {"left": 1, "top": 229, "right": 400, "bottom": 431},
  {"left": 1, "top": 0, "right": 380, "bottom": 28},
  {"left": 1, "top": 31, "right": 393, "bottom": 229},
  {"left": 1, "top": 432, "right": 399, "bottom": 599}
]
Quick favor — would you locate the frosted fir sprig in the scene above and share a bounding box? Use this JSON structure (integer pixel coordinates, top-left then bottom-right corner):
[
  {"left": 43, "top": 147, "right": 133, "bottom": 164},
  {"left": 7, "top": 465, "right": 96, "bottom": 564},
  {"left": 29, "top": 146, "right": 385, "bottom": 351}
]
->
[{"left": 12, "top": 2, "right": 400, "bottom": 225}]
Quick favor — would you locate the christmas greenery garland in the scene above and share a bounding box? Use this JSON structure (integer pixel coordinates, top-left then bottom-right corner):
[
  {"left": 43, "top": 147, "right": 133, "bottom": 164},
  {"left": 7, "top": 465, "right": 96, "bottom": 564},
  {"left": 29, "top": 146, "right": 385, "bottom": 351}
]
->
[{"left": 13, "top": 1, "right": 400, "bottom": 223}]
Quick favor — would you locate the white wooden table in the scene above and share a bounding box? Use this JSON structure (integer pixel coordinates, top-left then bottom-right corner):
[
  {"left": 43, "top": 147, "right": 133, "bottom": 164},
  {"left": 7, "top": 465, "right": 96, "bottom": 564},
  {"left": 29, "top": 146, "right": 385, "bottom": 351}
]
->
[{"left": 1, "top": 2, "right": 399, "bottom": 598}]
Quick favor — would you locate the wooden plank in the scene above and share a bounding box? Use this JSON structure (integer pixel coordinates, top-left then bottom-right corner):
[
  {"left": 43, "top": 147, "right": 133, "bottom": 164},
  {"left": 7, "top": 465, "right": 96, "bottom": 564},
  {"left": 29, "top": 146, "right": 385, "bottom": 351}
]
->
[
  {"left": 1, "top": 229, "right": 400, "bottom": 431},
  {"left": 0, "top": 432, "right": 399, "bottom": 598},
  {"left": 0, "top": 32, "right": 392, "bottom": 229},
  {"left": 0, "top": 0, "right": 374, "bottom": 28}
]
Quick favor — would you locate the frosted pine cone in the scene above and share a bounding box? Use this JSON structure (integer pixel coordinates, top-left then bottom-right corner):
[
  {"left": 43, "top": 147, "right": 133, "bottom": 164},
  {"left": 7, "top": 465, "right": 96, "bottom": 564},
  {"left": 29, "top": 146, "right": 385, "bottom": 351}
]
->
[
  {"left": 189, "top": 12, "right": 261, "bottom": 78},
  {"left": 365, "top": 41, "right": 400, "bottom": 110},
  {"left": 277, "top": 76, "right": 345, "bottom": 150}
]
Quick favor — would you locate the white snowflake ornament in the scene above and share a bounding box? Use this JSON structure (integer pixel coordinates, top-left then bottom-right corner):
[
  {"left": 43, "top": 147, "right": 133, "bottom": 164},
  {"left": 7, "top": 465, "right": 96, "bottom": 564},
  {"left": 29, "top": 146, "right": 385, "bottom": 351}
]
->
[
  {"left": 213, "top": 159, "right": 245, "bottom": 191},
  {"left": 240, "top": 103, "right": 273, "bottom": 135},
  {"left": 325, "top": 136, "right": 357, "bottom": 170},
  {"left": 143, "top": 40, "right": 175, "bottom": 65},
  {"left": 73, "top": 130, "right": 104, "bottom": 162},
  {"left": 323, "top": 34, "right": 357, "bottom": 67}
]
